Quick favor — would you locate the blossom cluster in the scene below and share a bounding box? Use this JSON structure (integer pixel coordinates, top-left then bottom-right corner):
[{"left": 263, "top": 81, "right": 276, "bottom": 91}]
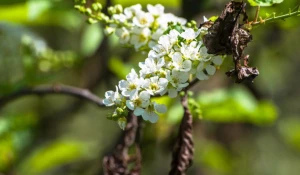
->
[
  {"left": 75, "top": 2, "right": 187, "bottom": 51},
  {"left": 109, "top": 4, "right": 187, "bottom": 51},
  {"left": 103, "top": 20, "right": 225, "bottom": 124}
]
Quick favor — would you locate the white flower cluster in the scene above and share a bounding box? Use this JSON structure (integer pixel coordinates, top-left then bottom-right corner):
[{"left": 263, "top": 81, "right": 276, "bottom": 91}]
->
[
  {"left": 103, "top": 25, "right": 225, "bottom": 123},
  {"left": 106, "top": 4, "right": 187, "bottom": 51}
]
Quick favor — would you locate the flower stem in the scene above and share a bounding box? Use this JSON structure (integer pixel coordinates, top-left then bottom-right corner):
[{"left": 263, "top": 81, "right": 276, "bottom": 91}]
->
[{"left": 254, "top": 6, "right": 260, "bottom": 22}]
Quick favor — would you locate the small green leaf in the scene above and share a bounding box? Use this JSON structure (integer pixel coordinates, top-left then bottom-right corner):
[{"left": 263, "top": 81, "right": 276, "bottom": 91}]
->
[{"left": 209, "top": 16, "right": 218, "bottom": 22}]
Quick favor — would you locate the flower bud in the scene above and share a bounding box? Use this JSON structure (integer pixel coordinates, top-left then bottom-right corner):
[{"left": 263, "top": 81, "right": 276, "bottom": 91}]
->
[
  {"left": 104, "top": 26, "right": 115, "bottom": 35},
  {"left": 115, "top": 4, "right": 123, "bottom": 14},
  {"left": 108, "top": 6, "right": 116, "bottom": 15},
  {"left": 87, "top": 17, "right": 97, "bottom": 24},
  {"left": 85, "top": 8, "right": 92, "bottom": 16},
  {"left": 92, "top": 3, "right": 99, "bottom": 11},
  {"left": 116, "top": 107, "right": 123, "bottom": 114}
]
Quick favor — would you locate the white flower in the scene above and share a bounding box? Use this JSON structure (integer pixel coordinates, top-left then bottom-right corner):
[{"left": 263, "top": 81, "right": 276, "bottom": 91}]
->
[
  {"left": 112, "top": 14, "right": 127, "bottom": 23},
  {"left": 130, "top": 27, "right": 151, "bottom": 50},
  {"left": 119, "top": 69, "right": 142, "bottom": 97},
  {"left": 158, "top": 35, "right": 173, "bottom": 53},
  {"left": 180, "top": 28, "right": 200, "bottom": 40},
  {"left": 103, "top": 86, "right": 123, "bottom": 106},
  {"left": 157, "top": 13, "right": 187, "bottom": 28},
  {"left": 180, "top": 41, "right": 201, "bottom": 60},
  {"left": 115, "top": 27, "right": 130, "bottom": 44},
  {"left": 164, "top": 70, "right": 189, "bottom": 98},
  {"left": 124, "top": 4, "right": 142, "bottom": 18},
  {"left": 143, "top": 76, "right": 168, "bottom": 95},
  {"left": 141, "top": 102, "right": 167, "bottom": 123},
  {"left": 171, "top": 52, "right": 192, "bottom": 72},
  {"left": 157, "top": 30, "right": 179, "bottom": 54},
  {"left": 139, "top": 57, "right": 165, "bottom": 76},
  {"left": 126, "top": 91, "right": 151, "bottom": 116},
  {"left": 199, "top": 46, "right": 211, "bottom": 61},
  {"left": 148, "top": 44, "right": 168, "bottom": 58},
  {"left": 147, "top": 4, "right": 164, "bottom": 17},
  {"left": 196, "top": 57, "right": 217, "bottom": 76},
  {"left": 133, "top": 11, "right": 154, "bottom": 27},
  {"left": 168, "top": 30, "right": 181, "bottom": 44},
  {"left": 151, "top": 28, "right": 165, "bottom": 40},
  {"left": 196, "top": 62, "right": 209, "bottom": 80}
]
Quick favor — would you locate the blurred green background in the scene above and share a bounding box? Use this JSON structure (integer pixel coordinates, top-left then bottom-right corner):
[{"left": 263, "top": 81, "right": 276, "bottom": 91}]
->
[{"left": 0, "top": 0, "right": 300, "bottom": 174}]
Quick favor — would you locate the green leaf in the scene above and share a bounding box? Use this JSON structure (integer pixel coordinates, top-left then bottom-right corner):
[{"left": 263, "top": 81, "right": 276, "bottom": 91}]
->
[
  {"left": 208, "top": 16, "right": 218, "bottom": 22},
  {"left": 248, "top": 0, "right": 284, "bottom": 7}
]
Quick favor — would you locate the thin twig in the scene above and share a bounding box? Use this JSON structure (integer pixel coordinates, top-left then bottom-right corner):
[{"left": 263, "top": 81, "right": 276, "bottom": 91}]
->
[
  {"left": 251, "top": 8, "right": 300, "bottom": 27},
  {"left": 254, "top": 6, "right": 260, "bottom": 22},
  {"left": 0, "top": 84, "right": 104, "bottom": 107}
]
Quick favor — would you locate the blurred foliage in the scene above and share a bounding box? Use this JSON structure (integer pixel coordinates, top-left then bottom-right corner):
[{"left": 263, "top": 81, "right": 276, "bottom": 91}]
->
[
  {"left": 19, "top": 140, "right": 87, "bottom": 175},
  {"left": 21, "top": 35, "right": 79, "bottom": 77},
  {"left": 198, "top": 87, "right": 278, "bottom": 125},
  {"left": 0, "top": 114, "right": 38, "bottom": 171},
  {"left": 0, "top": 24, "right": 79, "bottom": 94},
  {"left": 195, "top": 139, "right": 233, "bottom": 175},
  {"left": 108, "top": 56, "right": 132, "bottom": 79},
  {"left": 279, "top": 118, "right": 300, "bottom": 151},
  {"left": 0, "top": 0, "right": 81, "bottom": 29},
  {"left": 0, "top": 0, "right": 300, "bottom": 174},
  {"left": 167, "top": 87, "right": 278, "bottom": 125}
]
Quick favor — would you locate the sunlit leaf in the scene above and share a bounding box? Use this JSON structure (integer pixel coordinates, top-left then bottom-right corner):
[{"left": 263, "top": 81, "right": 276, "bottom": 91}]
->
[{"left": 209, "top": 16, "right": 218, "bottom": 22}]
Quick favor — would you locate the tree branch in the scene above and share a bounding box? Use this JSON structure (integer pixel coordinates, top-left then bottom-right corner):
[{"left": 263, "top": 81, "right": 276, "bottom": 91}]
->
[
  {"left": 169, "top": 91, "right": 194, "bottom": 175},
  {"left": 103, "top": 112, "right": 141, "bottom": 175},
  {"left": 0, "top": 84, "right": 105, "bottom": 107}
]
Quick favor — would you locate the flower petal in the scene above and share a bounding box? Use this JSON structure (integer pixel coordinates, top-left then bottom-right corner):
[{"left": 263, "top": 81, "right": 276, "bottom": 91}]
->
[
  {"left": 126, "top": 100, "right": 135, "bottom": 110},
  {"left": 196, "top": 71, "right": 209, "bottom": 80},
  {"left": 206, "top": 65, "right": 216, "bottom": 75},
  {"left": 168, "top": 88, "right": 178, "bottom": 98},
  {"left": 134, "top": 107, "right": 145, "bottom": 116},
  {"left": 154, "top": 103, "right": 167, "bottom": 113}
]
